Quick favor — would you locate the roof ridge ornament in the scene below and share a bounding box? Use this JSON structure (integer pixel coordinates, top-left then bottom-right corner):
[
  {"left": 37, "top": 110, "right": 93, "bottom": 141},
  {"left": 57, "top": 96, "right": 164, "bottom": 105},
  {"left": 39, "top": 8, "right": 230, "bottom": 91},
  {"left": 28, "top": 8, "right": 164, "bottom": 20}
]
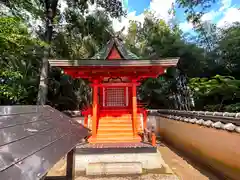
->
[
  {"left": 106, "top": 27, "right": 125, "bottom": 40},
  {"left": 116, "top": 26, "right": 125, "bottom": 39}
]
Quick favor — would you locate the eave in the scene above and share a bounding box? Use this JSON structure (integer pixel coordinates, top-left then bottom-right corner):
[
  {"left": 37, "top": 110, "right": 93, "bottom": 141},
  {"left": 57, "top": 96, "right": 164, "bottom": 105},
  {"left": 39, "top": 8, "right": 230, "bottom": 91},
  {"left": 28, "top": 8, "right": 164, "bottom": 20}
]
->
[{"left": 49, "top": 58, "right": 180, "bottom": 68}]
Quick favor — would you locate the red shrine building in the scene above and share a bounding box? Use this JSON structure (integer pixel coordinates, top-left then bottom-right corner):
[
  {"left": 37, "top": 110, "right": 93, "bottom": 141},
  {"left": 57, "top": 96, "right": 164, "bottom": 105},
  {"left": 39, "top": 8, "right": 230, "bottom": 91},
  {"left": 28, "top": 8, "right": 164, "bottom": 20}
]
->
[{"left": 49, "top": 37, "right": 179, "bottom": 144}]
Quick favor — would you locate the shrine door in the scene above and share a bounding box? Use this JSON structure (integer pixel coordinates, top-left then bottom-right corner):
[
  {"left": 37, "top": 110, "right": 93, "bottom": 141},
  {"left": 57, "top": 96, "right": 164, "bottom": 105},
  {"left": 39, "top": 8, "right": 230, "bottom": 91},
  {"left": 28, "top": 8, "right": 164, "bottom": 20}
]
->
[{"left": 100, "top": 87, "right": 131, "bottom": 109}]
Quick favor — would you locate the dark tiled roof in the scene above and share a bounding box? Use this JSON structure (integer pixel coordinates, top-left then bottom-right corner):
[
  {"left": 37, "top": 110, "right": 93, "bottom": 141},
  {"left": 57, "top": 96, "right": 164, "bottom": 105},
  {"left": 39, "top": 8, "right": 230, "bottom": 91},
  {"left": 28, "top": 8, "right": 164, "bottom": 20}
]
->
[
  {"left": 0, "top": 105, "right": 89, "bottom": 180},
  {"left": 91, "top": 37, "right": 139, "bottom": 60}
]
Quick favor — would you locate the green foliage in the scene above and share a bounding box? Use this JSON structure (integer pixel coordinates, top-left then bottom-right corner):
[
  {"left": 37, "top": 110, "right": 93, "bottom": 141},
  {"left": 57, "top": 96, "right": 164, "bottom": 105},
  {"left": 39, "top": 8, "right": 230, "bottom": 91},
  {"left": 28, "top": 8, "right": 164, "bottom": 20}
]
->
[
  {"left": 0, "top": 69, "right": 24, "bottom": 103},
  {"left": 0, "top": 17, "right": 44, "bottom": 105},
  {"left": 189, "top": 75, "right": 240, "bottom": 112},
  {"left": 1, "top": 0, "right": 240, "bottom": 113},
  {"left": 47, "top": 67, "right": 91, "bottom": 110},
  {"left": 126, "top": 12, "right": 240, "bottom": 112},
  {"left": 2, "top": 0, "right": 125, "bottom": 21},
  {"left": 224, "top": 103, "right": 240, "bottom": 112},
  {"left": 125, "top": 12, "right": 206, "bottom": 77},
  {"left": 50, "top": 10, "right": 113, "bottom": 59}
]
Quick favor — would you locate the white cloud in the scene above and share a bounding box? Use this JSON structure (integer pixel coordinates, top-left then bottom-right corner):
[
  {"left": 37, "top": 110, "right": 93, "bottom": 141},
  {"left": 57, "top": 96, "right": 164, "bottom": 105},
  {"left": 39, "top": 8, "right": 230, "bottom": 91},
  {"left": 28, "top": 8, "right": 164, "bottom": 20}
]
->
[
  {"left": 179, "top": 10, "right": 220, "bottom": 32},
  {"left": 149, "top": 0, "right": 175, "bottom": 21},
  {"left": 179, "top": 21, "right": 193, "bottom": 32},
  {"left": 219, "top": 0, "right": 232, "bottom": 11},
  {"left": 112, "top": 0, "right": 175, "bottom": 34},
  {"left": 112, "top": 11, "right": 145, "bottom": 34},
  {"left": 179, "top": 0, "right": 236, "bottom": 32},
  {"left": 201, "top": 10, "right": 221, "bottom": 21},
  {"left": 217, "top": 7, "right": 240, "bottom": 27}
]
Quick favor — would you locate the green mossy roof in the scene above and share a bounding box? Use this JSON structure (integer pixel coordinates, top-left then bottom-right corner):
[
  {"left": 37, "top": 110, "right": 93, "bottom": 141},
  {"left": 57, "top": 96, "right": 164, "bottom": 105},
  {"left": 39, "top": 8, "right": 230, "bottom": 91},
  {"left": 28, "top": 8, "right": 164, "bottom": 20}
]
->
[{"left": 91, "top": 37, "right": 139, "bottom": 60}]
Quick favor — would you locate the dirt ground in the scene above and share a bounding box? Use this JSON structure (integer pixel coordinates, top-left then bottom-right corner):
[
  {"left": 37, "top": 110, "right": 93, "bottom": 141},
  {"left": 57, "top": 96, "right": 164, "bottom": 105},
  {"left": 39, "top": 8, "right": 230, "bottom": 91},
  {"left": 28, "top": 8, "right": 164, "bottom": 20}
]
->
[
  {"left": 158, "top": 144, "right": 219, "bottom": 180},
  {"left": 46, "top": 143, "right": 219, "bottom": 180}
]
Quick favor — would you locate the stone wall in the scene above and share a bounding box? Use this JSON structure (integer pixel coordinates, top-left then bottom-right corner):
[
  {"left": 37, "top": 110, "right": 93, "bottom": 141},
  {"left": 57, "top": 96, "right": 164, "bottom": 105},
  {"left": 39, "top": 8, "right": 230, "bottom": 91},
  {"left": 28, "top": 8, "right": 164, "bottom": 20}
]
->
[{"left": 147, "top": 115, "right": 240, "bottom": 180}]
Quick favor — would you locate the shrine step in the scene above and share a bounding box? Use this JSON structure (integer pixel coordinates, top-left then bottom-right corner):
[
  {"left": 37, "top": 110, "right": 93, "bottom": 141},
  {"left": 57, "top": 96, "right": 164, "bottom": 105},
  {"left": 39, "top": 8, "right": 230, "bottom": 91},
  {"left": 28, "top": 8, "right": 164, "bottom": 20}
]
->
[
  {"left": 98, "top": 123, "right": 132, "bottom": 127},
  {"left": 96, "top": 132, "right": 134, "bottom": 137},
  {"left": 99, "top": 120, "right": 133, "bottom": 124},
  {"left": 97, "top": 127, "right": 133, "bottom": 134},
  {"left": 97, "top": 127, "right": 143, "bottom": 134},
  {"left": 99, "top": 120, "right": 141, "bottom": 124},
  {"left": 90, "top": 137, "right": 142, "bottom": 143},
  {"left": 94, "top": 114, "right": 142, "bottom": 143}
]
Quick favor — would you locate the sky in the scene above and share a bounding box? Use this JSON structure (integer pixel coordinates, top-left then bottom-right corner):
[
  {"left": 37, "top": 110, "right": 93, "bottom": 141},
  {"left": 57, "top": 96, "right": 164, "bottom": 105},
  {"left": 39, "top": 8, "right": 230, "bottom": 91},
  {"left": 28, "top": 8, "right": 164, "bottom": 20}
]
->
[{"left": 111, "top": 0, "right": 240, "bottom": 33}]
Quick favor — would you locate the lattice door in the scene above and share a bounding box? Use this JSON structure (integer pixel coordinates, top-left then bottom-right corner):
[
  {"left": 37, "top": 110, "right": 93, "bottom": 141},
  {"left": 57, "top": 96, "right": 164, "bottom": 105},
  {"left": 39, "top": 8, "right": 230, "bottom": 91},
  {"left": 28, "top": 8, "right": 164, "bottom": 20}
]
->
[{"left": 105, "top": 87, "right": 126, "bottom": 107}]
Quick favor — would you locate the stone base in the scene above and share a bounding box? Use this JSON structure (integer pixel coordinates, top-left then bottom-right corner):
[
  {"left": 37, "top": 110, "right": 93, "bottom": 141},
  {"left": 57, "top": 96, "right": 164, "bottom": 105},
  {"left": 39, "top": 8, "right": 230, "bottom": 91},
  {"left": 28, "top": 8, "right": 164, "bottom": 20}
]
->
[
  {"left": 75, "top": 150, "right": 173, "bottom": 176},
  {"left": 86, "top": 162, "right": 142, "bottom": 176}
]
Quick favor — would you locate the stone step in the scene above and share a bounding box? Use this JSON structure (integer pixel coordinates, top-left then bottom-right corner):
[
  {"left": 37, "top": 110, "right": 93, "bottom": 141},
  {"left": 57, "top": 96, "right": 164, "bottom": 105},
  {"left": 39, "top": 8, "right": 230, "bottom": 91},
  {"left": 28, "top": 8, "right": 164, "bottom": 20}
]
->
[{"left": 86, "top": 162, "right": 142, "bottom": 176}]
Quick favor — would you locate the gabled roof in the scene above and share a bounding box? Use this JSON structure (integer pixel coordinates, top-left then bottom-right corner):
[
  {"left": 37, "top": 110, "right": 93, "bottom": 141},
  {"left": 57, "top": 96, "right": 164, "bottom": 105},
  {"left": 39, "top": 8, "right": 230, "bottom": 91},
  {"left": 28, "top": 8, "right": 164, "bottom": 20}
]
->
[{"left": 91, "top": 37, "right": 139, "bottom": 60}]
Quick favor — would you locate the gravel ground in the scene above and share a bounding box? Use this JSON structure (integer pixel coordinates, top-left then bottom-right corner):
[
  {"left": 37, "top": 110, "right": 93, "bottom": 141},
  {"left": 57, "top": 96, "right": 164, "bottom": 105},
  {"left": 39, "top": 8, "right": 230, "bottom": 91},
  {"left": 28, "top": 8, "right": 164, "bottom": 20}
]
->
[
  {"left": 47, "top": 143, "right": 218, "bottom": 180},
  {"left": 75, "top": 174, "right": 179, "bottom": 180}
]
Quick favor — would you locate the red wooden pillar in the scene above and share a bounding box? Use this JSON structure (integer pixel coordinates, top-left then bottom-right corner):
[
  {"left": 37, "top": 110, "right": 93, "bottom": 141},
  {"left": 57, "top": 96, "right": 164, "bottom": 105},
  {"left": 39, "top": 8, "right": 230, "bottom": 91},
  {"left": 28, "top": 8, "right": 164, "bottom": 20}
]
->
[
  {"left": 143, "top": 109, "right": 147, "bottom": 129},
  {"left": 84, "top": 114, "right": 88, "bottom": 127},
  {"left": 82, "top": 108, "right": 89, "bottom": 127},
  {"left": 92, "top": 80, "right": 98, "bottom": 138},
  {"left": 132, "top": 79, "right": 138, "bottom": 137}
]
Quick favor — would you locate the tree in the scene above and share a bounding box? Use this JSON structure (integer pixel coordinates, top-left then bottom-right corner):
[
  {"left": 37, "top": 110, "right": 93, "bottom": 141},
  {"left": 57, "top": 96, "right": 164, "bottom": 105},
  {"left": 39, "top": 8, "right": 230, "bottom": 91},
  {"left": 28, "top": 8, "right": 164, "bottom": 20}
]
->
[
  {"left": 1, "top": 0, "right": 125, "bottom": 105},
  {"left": 125, "top": 12, "right": 207, "bottom": 77},
  {"left": 35, "top": 0, "right": 125, "bottom": 105},
  {"left": 189, "top": 75, "right": 240, "bottom": 112},
  {"left": 176, "top": 0, "right": 217, "bottom": 51},
  {"left": 50, "top": 10, "right": 113, "bottom": 59},
  {"left": 0, "top": 17, "right": 44, "bottom": 104},
  {"left": 125, "top": 13, "right": 200, "bottom": 109},
  {"left": 216, "top": 23, "right": 240, "bottom": 78}
]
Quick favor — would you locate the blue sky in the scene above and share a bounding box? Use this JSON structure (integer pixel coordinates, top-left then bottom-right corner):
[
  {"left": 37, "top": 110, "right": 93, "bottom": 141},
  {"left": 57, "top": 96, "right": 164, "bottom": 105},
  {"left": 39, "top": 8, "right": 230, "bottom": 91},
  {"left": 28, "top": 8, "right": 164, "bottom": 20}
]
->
[{"left": 113, "top": 0, "right": 240, "bottom": 33}]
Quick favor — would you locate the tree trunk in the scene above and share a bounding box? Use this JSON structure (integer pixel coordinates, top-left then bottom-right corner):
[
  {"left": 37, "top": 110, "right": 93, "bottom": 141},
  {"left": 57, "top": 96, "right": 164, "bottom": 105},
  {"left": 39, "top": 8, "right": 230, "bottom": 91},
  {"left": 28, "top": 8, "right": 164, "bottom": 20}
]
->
[
  {"left": 37, "top": 0, "right": 58, "bottom": 105},
  {"left": 37, "top": 45, "right": 50, "bottom": 105}
]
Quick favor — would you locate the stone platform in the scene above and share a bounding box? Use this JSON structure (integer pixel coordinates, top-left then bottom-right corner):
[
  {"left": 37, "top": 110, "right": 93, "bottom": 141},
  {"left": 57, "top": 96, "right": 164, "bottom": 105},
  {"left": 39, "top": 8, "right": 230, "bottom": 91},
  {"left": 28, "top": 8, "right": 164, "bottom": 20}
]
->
[
  {"left": 75, "top": 144, "right": 175, "bottom": 176},
  {"left": 76, "top": 142, "right": 157, "bottom": 154}
]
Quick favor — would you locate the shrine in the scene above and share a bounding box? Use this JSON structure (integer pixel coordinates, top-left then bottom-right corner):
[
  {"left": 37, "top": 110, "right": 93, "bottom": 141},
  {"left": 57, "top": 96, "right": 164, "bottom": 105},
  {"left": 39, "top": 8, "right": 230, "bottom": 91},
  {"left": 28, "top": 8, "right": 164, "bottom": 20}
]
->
[{"left": 49, "top": 36, "right": 179, "bottom": 144}]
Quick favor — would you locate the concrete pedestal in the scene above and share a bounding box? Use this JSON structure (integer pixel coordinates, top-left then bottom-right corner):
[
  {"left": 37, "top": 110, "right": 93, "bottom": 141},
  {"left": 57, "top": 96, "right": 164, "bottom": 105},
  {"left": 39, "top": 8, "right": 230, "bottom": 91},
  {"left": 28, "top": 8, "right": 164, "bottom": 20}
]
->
[{"left": 75, "top": 150, "right": 174, "bottom": 176}]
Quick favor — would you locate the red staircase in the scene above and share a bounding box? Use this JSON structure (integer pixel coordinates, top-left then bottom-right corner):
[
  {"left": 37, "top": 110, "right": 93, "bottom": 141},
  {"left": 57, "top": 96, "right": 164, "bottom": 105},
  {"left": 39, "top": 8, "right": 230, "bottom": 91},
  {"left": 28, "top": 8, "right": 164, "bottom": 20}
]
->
[{"left": 89, "top": 114, "right": 142, "bottom": 143}]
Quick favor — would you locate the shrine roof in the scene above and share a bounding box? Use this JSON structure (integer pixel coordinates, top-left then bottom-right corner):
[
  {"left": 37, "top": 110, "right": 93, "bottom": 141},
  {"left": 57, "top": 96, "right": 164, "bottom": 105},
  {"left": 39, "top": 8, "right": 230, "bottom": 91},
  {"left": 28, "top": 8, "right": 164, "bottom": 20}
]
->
[
  {"left": 91, "top": 37, "right": 139, "bottom": 59},
  {"left": 49, "top": 58, "right": 179, "bottom": 68}
]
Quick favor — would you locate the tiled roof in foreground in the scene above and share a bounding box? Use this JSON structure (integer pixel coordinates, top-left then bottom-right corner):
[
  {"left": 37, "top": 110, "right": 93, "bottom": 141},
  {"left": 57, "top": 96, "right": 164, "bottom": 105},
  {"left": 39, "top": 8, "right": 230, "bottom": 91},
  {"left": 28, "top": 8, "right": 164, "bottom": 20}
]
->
[{"left": 0, "top": 105, "right": 89, "bottom": 180}]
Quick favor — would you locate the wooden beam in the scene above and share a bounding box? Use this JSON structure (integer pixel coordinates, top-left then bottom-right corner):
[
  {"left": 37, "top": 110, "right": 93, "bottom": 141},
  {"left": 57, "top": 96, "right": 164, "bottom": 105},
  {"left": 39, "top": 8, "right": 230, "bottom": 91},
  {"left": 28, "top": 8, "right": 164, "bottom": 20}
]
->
[{"left": 90, "top": 82, "right": 141, "bottom": 87}]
